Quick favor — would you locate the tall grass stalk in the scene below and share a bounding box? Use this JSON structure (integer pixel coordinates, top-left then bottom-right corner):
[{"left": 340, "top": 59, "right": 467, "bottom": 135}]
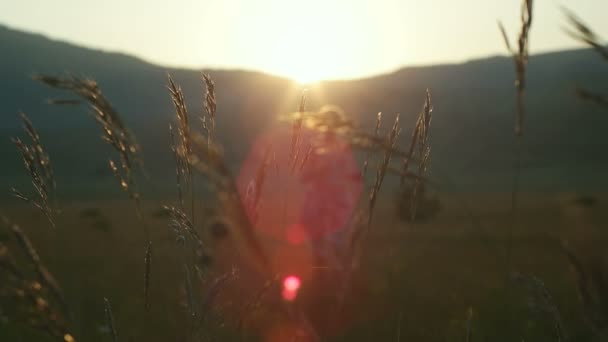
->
[
  {"left": 11, "top": 112, "right": 57, "bottom": 228},
  {"left": 35, "top": 75, "right": 153, "bottom": 309},
  {"left": 498, "top": 0, "right": 534, "bottom": 283},
  {"left": 362, "top": 112, "right": 382, "bottom": 179}
]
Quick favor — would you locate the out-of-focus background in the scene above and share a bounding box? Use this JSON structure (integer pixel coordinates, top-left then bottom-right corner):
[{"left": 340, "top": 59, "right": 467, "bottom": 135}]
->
[{"left": 1, "top": 0, "right": 608, "bottom": 341}]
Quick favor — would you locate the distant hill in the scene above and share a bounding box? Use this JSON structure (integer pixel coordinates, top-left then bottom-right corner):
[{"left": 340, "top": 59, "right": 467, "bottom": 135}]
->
[{"left": 1, "top": 24, "right": 608, "bottom": 199}]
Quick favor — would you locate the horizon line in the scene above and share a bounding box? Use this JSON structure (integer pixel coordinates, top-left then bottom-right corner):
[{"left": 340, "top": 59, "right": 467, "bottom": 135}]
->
[{"left": 0, "top": 21, "right": 597, "bottom": 83}]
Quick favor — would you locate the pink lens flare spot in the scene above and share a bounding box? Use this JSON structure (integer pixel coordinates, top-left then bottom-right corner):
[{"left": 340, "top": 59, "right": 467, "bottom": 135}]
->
[
  {"left": 282, "top": 275, "right": 301, "bottom": 301},
  {"left": 284, "top": 275, "right": 300, "bottom": 291},
  {"left": 237, "top": 125, "right": 362, "bottom": 242}
]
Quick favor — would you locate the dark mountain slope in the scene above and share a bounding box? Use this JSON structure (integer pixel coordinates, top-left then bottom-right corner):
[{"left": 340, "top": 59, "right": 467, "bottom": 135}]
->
[{"left": 1, "top": 24, "right": 607, "bottom": 199}]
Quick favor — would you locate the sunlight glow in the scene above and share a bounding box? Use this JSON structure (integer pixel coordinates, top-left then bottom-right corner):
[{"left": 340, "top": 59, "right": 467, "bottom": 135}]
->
[
  {"left": 2, "top": 0, "right": 608, "bottom": 81},
  {"left": 268, "top": 21, "right": 351, "bottom": 83}
]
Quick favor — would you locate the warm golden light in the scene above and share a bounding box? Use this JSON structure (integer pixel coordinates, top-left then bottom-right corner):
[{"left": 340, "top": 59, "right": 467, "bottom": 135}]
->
[
  {"left": 3, "top": 0, "right": 608, "bottom": 82},
  {"left": 268, "top": 21, "right": 348, "bottom": 84}
]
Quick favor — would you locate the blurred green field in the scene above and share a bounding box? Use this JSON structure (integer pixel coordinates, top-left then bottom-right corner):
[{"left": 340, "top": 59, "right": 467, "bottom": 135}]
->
[{"left": 1, "top": 191, "right": 606, "bottom": 341}]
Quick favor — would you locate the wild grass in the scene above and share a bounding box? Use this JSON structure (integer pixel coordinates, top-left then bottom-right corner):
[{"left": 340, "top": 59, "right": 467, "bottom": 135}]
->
[
  {"left": 289, "top": 91, "right": 307, "bottom": 170},
  {"left": 0, "top": 216, "right": 73, "bottom": 341},
  {"left": 167, "top": 74, "right": 193, "bottom": 191},
  {"left": 560, "top": 9, "right": 608, "bottom": 340},
  {"left": 202, "top": 73, "right": 217, "bottom": 145},
  {"left": 563, "top": 8, "right": 608, "bottom": 109},
  {"left": 563, "top": 9, "right": 608, "bottom": 61},
  {"left": 243, "top": 144, "right": 273, "bottom": 226},
  {"left": 34, "top": 75, "right": 153, "bottom": 309},
  {"left": 35, "top": 76, "right": 142, "bottom": 207},
  {"left": 368, "top": 113, "right": 401, "bottom": 227},
  {"left": 499, "top": 0, "right": 534, "bottom": 295},
  {"left": 499, "top": 0, "right": 534, "bottom": 137},
  {"left": 403, "top": 90, "right": 433, "bottom": 220},
  {"left": 361, "top": 112, "right": 382, "bottom": 178},
  {"left": 11, "top": 112, "right": 56, "bottom": 228}
]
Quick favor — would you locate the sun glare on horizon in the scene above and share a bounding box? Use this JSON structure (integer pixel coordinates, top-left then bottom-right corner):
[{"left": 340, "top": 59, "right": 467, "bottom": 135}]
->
[
  {"left": 247, "top": 0, "right": 402, "bottom": 85},
  {"left": 3, "top": 0, "right": 608, "bottom": 83},
  {"left": 266, "top": 20, "right": 358, "bottom": 84}
]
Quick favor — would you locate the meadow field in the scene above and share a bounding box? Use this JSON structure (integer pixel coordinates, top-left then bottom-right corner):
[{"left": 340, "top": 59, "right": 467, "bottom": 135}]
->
[{"left": 2, "top": 192, "right": 607, "bottom": 341}]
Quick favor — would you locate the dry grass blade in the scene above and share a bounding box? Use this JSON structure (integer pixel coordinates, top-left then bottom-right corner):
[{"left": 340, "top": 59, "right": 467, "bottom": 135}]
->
[
  {"left": 400, "top": 119, "right": 420, "bottom": 187},
  {"left": 362, "top": 112, "right": 382, "bottom": 178},
  {"left": 280, "top": 108, "right": 414, "bottom": 161},
  {"left": 410, "top": 90, "right": 433, "bottom": 219},
  {"left": 563, "top": 8, "right": 608, "bottom": 61},
  {"left": 273, "top": 150, "right": 279, "bottom": 176},
  {"left": 498, "top": 22, "right": 513, "bottom": 54},
  {"left": 11, "top": 112, "right": 56, "bottom": 227},
  {"left": 188, "top": 134, "right": 234, "bottom": 192},
  {"left": 299, "top": 144, "right": 314, "bottom": 172},
  {"left": 103, "top": 297, "right": 118, "bottom": 342},
  {"left": 163, "top": 205, "right": 204, "bottom": 249},
  {"left": 368, "top": 114, "right": 401, "bottom": 227},
  {"left": 167, "top": 74, "right": 200, "bottom": 246},
  {"left": 18, "top": 112, "right": 55, "bottom": 192},
  {"left": 518, "top": 0, "right": 534, "bottom": 60},
  {"left": 0, "top": 215, "right": 66, "bottom": 314},
  {"left": 400, "top": 91, "right": 432, "bottom": 187},
  {"left": 202, "top": 73, "right": 217, "bottom": 145},
  {"left": 289, "top": 90, "right": 308, "bottom": 168},
  {"left": 290, "top": 143, "right": 301, "bottom": 174},
  {"left": 576, "top": 88, "right": 608, "bottom": 108},
  {"left": 562, "top": 8, "right": 608, "bottom": 109},
  {"left": 35, "top": 75, "right": 131, "bottom": 135},
  {"left": 144, "top": 241, "right": 152, "bottom": 310},
  {"left": 498, "top": 0, "right": 534, "bottom": 136},
  {"left": 244, "top": 145, "right": 273, "bottom": 225},
  {"left": 500, "top": 0, "right": 533, "bottom": 285},
  {"left": 184, "top": 265, "right": 196, "bottom": 318},
  {"left": 167, "top": 74, "right": 192, "bottom": 182},
  {"left": 387, "top": 92, "right": 436, "bottom": 216},
  {"left": 169, "top": 124, "right": 186, "bottom": 208},
  {"left": 36, "top": 75, "right": 152, "bottom": 310},
  {"left": 35, "top": 74, "right": 142, "bottom": 208}
]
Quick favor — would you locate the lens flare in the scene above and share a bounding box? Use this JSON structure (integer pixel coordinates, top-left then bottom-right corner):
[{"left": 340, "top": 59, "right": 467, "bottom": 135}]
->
[
  {"left": 282, "top": 275, "right": 301, "bottom": 301},
  {"left": 286, "top": 223, "right": 307, "bottom": 245}
]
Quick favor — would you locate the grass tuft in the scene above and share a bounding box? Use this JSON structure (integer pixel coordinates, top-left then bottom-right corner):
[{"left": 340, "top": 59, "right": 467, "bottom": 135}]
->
[{"left": 11, "top": 112, "right": 57, "bottom": 228}]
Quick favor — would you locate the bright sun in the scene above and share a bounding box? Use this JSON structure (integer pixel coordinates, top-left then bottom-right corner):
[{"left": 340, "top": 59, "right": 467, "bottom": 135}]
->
[{"left": 268, "top": 21, "right": 350, "bottom": 84}]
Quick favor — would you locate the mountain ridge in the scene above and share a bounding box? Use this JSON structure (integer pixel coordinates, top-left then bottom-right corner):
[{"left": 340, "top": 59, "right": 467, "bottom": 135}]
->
[
  {"left": 1, "top": 24, "right": 608, "bottom": 199},
  {"left": 3, "top": 23, "right": 603, "bottom": 83}
]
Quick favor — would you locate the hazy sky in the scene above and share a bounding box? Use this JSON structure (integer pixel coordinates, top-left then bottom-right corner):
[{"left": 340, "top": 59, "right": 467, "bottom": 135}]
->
[{"left": 1, "top": 0, "right": 606, "bottom": 82}]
